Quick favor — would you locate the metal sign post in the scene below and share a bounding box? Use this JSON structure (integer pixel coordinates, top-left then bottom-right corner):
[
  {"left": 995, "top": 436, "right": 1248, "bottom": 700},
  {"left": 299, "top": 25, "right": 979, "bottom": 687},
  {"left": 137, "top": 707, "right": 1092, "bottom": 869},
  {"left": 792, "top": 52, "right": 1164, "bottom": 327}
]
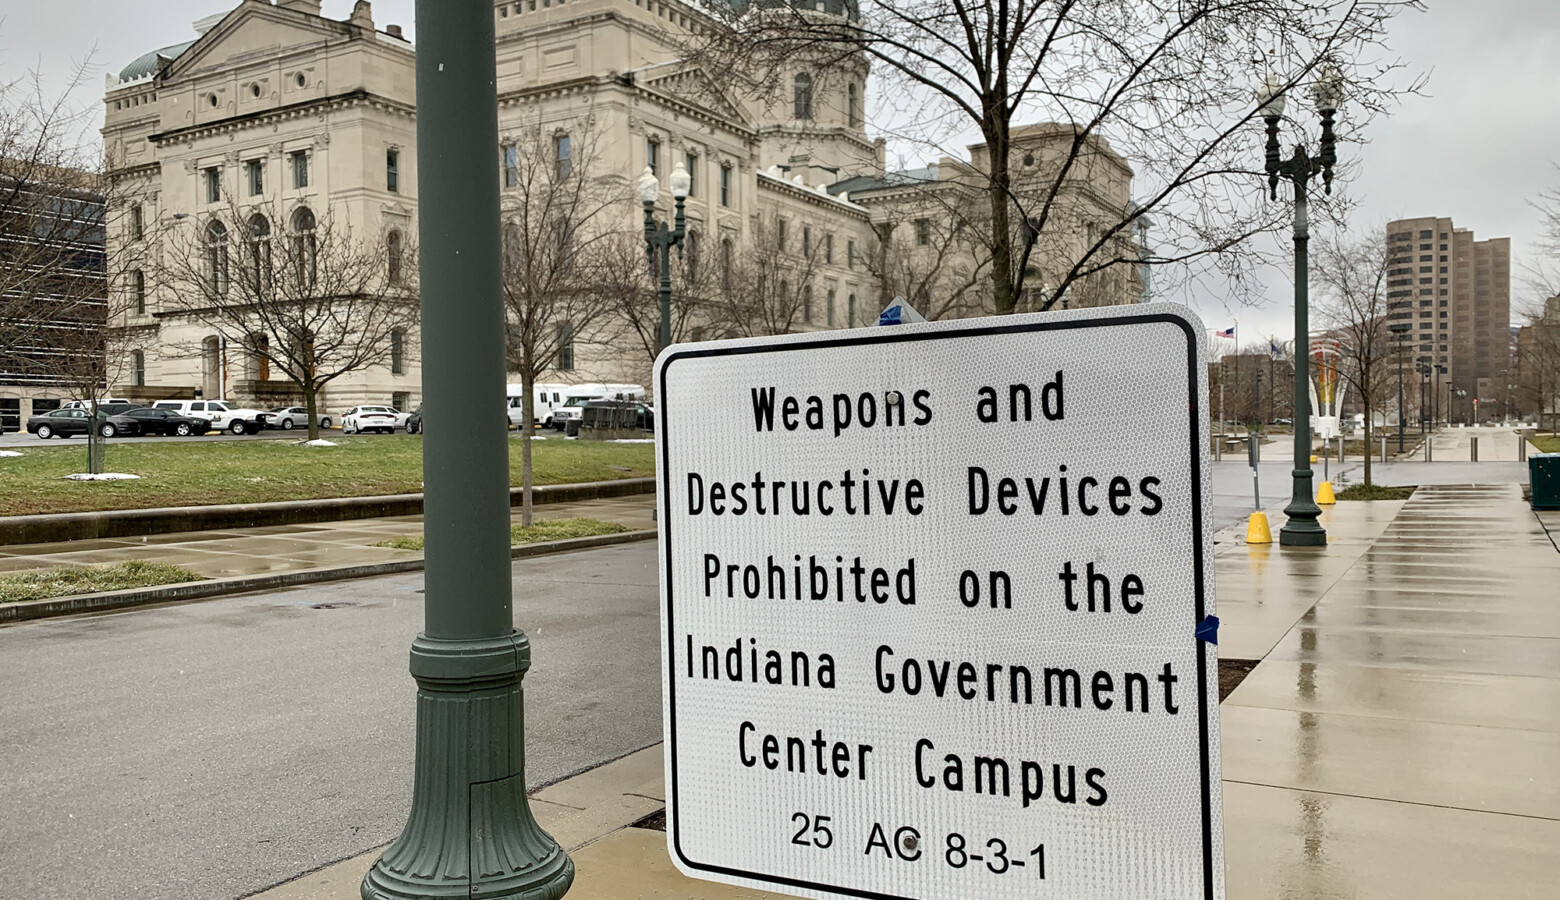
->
[{"left": 655, "top": 305, "right": 1223, "bottom": 900}]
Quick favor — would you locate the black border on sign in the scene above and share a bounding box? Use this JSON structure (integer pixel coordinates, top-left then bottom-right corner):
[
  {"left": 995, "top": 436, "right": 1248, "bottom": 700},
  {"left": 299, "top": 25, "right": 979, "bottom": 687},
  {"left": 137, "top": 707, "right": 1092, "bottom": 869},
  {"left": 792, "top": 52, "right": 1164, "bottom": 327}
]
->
[{"left": 658, "top": 311, "right": 1213, "bottom": 900}]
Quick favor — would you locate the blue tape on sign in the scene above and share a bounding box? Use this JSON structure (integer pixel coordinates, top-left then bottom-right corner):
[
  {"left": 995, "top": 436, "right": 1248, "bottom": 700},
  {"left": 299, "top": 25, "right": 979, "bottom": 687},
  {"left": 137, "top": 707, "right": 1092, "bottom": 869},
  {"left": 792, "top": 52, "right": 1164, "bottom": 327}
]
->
[
  {"left": 877, "top": 305, "right": 904, "bottom": 326},
  {"left": 1195, "top": 615, "right": 1220, "bottom": 645}
]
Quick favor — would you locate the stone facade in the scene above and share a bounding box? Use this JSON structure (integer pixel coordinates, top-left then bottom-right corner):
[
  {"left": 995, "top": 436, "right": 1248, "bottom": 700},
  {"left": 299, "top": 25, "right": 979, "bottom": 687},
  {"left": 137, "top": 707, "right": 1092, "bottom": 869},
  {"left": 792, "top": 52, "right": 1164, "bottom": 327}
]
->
[{"left": 106, "top": 0, "right": 1139, "bottom": 407}]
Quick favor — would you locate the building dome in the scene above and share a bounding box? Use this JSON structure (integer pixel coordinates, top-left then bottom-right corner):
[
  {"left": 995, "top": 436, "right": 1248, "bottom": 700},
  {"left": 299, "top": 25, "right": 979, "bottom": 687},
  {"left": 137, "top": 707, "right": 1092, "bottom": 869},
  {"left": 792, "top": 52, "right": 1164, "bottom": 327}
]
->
[{"left": 118, "top": 40, "right": 196, "bottom": 82}]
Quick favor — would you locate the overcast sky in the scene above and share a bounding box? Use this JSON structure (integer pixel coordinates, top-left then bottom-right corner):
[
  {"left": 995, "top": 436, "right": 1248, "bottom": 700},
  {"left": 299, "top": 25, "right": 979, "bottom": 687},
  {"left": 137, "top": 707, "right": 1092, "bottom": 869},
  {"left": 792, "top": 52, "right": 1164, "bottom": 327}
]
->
[{"left": 5, "top": 0, "right": 1558, "bottom": 344}]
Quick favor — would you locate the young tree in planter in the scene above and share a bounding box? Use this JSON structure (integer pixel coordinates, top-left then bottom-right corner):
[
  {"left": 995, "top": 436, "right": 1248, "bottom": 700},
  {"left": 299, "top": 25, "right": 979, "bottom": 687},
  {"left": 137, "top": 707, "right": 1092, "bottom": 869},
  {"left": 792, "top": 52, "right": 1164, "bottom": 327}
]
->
[
  {"left": 154, "top": 197, "right": 417, "bottom": 442},
  {"left": 499, "top": 118, "right": 630, "bottom": 525},
  {"left": 1314, "top": 229, "right": 1396, "bottom": 485},
  {"left": 688, "top": 0, "right": 1419, "bottom": 313}
]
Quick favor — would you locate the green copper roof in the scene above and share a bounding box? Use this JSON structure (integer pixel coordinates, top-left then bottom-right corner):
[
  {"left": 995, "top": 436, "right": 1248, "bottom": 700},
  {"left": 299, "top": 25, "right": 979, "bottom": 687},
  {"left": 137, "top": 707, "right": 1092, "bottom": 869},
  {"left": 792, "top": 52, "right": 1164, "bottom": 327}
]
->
[{"left": 118, "top": 40, "right": 196, "bottom": 82}]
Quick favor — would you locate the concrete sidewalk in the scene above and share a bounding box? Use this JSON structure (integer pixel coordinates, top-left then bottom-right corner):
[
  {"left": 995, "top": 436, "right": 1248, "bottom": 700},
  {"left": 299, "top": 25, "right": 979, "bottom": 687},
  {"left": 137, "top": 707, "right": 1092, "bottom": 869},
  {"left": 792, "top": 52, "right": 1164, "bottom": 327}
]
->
[
  {"left": 250, "top": 487, "right": 1559, "bottom": 900},
  {"left": 0, "top": 495, "right": 656, "bottom": 579}
]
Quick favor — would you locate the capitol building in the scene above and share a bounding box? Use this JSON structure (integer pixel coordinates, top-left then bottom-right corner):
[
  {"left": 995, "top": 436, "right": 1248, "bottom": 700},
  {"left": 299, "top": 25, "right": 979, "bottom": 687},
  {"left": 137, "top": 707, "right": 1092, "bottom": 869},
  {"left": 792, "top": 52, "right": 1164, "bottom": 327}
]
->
[{"left": 103, "top": 0, "right": 1139, "bottom": 409}]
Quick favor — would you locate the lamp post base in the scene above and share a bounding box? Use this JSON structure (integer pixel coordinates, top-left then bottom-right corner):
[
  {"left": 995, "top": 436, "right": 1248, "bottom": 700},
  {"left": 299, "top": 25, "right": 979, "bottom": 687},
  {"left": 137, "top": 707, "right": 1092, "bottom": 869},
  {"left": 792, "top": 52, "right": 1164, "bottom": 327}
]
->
[
  {"left": 1278, "top": 502, "right": 1328, "bottom": 547},
  {"left": 362, "top": 632, "right": 574, "bottom": 900}
]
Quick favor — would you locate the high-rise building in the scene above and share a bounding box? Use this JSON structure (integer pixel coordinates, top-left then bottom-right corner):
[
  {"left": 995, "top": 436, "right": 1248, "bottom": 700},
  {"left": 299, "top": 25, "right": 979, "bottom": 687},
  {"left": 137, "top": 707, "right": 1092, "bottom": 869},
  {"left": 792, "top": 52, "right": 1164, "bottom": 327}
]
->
[{"left": 1385, "top": 217, "right": 1510, "bottom": 423}]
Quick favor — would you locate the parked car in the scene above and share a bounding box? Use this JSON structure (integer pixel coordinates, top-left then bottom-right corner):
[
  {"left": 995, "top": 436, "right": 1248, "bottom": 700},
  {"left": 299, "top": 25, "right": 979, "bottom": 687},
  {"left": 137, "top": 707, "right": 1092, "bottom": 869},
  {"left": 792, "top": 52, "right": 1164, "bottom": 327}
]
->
[
  {"left": 27, "top": 407, "right": 96, "bottom": 439},
  {"left": 101, "top": 406, "right": 212, "bottom": 437},
  {"left": 267, "top": 406, "right": 333, "bottom": 430},
  {"left": 61, "top": 399, "right": 137, "bottom": 419},
  {"left": 341, "top": 405, "right": 404, "bottom": 434},
  {"left": 406, "top": 405, "right": 422, "bottom": 434},
  {"left": 548, "top": 384, "right": 647, "bottom": 430},
  {"left": 152, "top": 400, "right": 274, "bottom": 434}
]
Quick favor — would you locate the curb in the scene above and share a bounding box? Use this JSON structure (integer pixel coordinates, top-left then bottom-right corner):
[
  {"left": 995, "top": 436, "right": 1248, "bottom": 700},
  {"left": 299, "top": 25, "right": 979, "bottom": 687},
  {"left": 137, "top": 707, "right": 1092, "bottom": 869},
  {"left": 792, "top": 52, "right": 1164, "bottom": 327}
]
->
[
  {"left": 0, "top": 477, "right": 655, "bottom": 546},
  {"left": 0, "top": 529, "right": 657, "bottom": 625}
]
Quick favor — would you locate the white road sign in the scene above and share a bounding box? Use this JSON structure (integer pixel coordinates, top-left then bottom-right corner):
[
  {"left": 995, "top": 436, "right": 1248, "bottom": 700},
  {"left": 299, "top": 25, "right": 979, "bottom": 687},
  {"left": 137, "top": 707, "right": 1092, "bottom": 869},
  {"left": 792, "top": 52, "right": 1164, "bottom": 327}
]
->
[{"left": 655, "top": 304, "right": 1223, "bottom": 900}]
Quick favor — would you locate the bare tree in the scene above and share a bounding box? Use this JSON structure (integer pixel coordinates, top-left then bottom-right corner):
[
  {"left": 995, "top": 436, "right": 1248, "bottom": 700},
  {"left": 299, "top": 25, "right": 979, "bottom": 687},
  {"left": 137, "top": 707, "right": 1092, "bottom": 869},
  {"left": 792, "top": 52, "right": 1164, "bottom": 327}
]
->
[
  {"left": 152, "top": 196, "right": 417, "bottom": 442},
  {"left": 1314, "top": 229, "right": 1395, "bottom": 484},
  {"left": 1516, "top": 298, "right": 1560, "bottom": 433},
  {"left": 864, "top": 188, "right": 990, "bottom": 320},
  {"left": 690, "top": 0, "right": 1420, "bottom": 314},
  {"left": 500, "top": 116, "right": 633, "bottom": 525},
  {"left": 0, "top": 63, "right": 102, "bottom": 368},
  {"left": 716, "top": 214, "right": 829, "bottom": 337}
]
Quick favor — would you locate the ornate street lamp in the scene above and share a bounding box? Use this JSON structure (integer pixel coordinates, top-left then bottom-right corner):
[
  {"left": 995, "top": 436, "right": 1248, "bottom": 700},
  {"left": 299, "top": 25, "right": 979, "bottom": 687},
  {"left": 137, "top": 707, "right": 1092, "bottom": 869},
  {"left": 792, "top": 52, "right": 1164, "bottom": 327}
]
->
[
  {"left": 1258, "top": 64, "right": 1342, "bottom": 547},
  {"left": 640, "top": 163, "right": 690, "bottom": 352}
]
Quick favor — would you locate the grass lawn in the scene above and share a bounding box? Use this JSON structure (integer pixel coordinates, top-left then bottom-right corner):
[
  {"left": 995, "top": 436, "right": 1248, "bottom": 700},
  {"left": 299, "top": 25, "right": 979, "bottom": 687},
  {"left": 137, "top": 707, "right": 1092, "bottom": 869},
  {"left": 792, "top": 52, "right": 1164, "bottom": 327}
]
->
[
  {"left": 1531, "top": 434, "right": 1560, "bottom": 454},
  {"left": 376, "top": 517, "right": 631, "bottom": 551},
  {"left": 1336, "top": 483, "right": 1414, "bottom": 501},
  {"left": 0, "top": 560, "right": 204, "bottom": 604},
  {"left": 0, "top": 436, "right": 654, "bottom": 517}
]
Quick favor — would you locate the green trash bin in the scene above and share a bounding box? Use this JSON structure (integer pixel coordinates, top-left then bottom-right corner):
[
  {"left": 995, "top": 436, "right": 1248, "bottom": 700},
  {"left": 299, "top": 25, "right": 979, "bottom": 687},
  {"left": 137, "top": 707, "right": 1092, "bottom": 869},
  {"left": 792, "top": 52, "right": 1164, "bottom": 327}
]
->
[{"left": 1532, "top": 453, "right": 1560, "bottom": 510}]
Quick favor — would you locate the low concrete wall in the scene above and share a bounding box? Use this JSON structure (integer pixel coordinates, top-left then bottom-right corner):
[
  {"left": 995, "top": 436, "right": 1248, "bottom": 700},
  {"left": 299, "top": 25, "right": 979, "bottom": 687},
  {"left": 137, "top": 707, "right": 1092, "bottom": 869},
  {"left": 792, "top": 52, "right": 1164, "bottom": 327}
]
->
[{"left": 0, "top": 477, "right": 654, "bottom": 546}]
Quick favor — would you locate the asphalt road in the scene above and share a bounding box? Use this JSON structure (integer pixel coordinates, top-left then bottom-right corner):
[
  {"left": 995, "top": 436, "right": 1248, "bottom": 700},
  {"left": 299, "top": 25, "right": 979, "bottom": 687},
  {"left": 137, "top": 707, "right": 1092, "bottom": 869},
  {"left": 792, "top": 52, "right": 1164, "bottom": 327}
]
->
[{"left": 0, "top": 542, "right": 661, "bottom": 900}]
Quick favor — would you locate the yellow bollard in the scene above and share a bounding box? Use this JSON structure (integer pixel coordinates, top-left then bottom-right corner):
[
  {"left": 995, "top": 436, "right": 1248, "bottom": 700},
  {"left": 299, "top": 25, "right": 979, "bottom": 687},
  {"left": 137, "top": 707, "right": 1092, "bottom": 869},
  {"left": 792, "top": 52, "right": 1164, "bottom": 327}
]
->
[
  {"left": 1246, "top": 511, "right": 1273, "bottom": 544},
  {"left": 1316, "top": 481, "right": 1336, "bottom": 505},
  {"left": 1309, "top": 454, "right": 1318, "bottom": 463}
]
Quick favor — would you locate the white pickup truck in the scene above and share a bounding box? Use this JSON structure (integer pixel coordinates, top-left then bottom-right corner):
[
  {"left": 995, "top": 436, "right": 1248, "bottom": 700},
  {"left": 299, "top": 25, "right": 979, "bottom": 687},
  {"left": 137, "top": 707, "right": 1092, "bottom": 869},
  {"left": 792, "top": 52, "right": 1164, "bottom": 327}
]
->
[{"left": 152, "top": 399, "right": 274, "bottom": 435}]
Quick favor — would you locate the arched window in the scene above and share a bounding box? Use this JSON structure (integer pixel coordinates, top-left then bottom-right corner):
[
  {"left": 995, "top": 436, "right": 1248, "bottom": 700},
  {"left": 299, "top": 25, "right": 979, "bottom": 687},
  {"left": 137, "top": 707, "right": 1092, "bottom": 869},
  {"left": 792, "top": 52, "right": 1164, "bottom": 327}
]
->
[
  {"left": 132, "top": 350, "right": 145, "bottom": 387},
  {"left": 720, "top": 238, "right": 733, "bottom": 292},
  {"left": 387, "top": 229, "right": 404, "bottom": 285},
  {"left": 131, "top": 269, "right": 146, "bottom": 315},
  {"left": 826, "top": 288, "right": 836, "bottom": 326},
  {"left": 848, "top": 293, "right": 857, "bottom": 327},
  {"left": 248, "top": 214, "right": 272, "bottom": 290},
  {"left": 291, "top": 207, "right": 317, "bottom": 289},
  {"left": 803, "top": 284, "right": 813, "bottom": 323},
  {"left": 847, "top": 83, "right": 859, "bottom": 127},
  {"left": 204, "top": 220, "right": 229, "bottom": 297},
  {"left": 390, "top": 328, "right": 405, "bottom": 375},
  {"left": 503, "top": 221, "right": 521, "bottom": 269},
  {"left": 793, "top": 72, "right": 813, "bottom": 119}
]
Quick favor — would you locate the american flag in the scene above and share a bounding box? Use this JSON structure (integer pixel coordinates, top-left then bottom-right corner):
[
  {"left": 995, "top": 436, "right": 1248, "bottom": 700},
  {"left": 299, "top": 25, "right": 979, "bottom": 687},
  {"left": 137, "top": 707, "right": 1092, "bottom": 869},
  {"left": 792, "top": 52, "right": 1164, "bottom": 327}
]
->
[{"left": 1215, "top": 326, "right": 1236, "bottom": 338}]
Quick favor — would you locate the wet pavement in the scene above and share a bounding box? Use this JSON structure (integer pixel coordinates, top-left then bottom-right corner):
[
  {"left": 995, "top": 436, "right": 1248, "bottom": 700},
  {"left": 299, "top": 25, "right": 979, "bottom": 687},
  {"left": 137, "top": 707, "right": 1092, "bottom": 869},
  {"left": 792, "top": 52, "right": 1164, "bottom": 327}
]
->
[
  {"left": 1221, "top": 483, "right": 1560, "bottom": 898},
  {"left": 0, "top": 495, "right": 657, "bottom": 578}
]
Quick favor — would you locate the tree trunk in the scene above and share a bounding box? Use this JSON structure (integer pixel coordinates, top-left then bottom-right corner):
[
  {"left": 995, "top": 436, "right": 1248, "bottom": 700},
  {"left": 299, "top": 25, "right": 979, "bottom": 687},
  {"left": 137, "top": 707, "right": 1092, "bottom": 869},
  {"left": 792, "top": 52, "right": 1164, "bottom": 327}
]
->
[
  {"left": 982, "top": 103, "right": 1016, "bottom": 315},
  {"left": 304, "top": 385, "right": 320, "bottom": 442},
  {"left": 521, "top": 364, "right": 535, "bottom": 528},
  {"left": 1361, "top": 381, "right": 1373, "bottom": 487},
  {"left": 86, "top": 414, "right": 104, "bottom": 475}
]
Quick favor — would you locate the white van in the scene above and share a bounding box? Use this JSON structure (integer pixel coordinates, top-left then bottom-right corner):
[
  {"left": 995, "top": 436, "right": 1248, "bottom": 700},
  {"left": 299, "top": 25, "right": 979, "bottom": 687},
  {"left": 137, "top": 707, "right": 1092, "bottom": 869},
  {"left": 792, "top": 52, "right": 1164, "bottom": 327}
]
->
[
  {"left": 550, "top": 383, "right": 646, "bottom": 430},
  {"left": 507, "top": 382, "right": 572, "bottom": 428}
]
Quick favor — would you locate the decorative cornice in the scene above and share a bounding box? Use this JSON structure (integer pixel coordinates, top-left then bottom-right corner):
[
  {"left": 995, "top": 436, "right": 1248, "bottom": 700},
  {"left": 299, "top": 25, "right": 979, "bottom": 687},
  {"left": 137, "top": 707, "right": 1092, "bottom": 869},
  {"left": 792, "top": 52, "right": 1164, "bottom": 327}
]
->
[{"left": 149, "top": 88, "right": 414, "bottom": 146}]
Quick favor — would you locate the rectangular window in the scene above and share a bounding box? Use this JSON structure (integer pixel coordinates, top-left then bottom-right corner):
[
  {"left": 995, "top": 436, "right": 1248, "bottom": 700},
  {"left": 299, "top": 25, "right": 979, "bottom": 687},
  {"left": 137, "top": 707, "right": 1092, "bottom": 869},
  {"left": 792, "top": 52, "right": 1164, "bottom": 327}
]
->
[
  {"left": 556, "top": 135, "right": 572, "bottom": 179},
  {"left": 130, "top": 204, "right": 144, "bottom": 241},
  {"left": 916, "top": 219, "right": 931, "bottom": 246},
  {"left": 777, "top": 219, "right": 786, "bottom": 250},
  {"left": 825, "top": 233, "right": 834, "bottom": 264},
  {"left": 557, "top": 323, "right": 575, "bottom": 370},
  {"left": 290, "top": 151, "right": 308, "bottom": 188},
  {"left": 647, "top": 138, "right": 660, "bottom": 175},
  {"left": 826, "top": 288, "right": 836, "bottom": 326},
  {"left": 720, "top": 165, "right": 731, "bottom": 206},
  {"left": 504, "top": 144, "right": 519, "bottom": 187},
  {"left": 685, "top": 152, "right": 696, "bottom": 196},
  {"left": 204, "top": 167, "right": 221, "bottom": 203},
  {"left": 394, "top": 391, "right": 411, "bottom": 411},
  {"left": 803, "top": 225, "right": 812, "bottom": 258},
  {"left": 386, "top": 149, "right": 400, "bottom": 193},
  {"left": 847, "top": 239, "right": 856, "bottom": 269},
  {"left": 132, "top": 270, "right": 146, "bottom": 315},
  {"left": 245, "top": 159, "right": 263, "bottom": 196},
  {"left": 391, "top": 330, "right": 405, "bottom": 375}
]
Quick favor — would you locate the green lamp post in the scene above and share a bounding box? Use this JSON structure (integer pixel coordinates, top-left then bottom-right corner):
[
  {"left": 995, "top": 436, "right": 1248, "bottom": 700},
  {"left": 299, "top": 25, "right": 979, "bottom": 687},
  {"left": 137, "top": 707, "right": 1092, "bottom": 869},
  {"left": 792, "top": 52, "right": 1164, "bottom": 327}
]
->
[
  {"left": 1258, "top": 65, "right": 1343, "bottom": 548},
  {"left": 639, "top": 163, "right": 690, "bottom": 352},
  {"left": 361, "top": 2, "right": 573, "bottom": 897}
]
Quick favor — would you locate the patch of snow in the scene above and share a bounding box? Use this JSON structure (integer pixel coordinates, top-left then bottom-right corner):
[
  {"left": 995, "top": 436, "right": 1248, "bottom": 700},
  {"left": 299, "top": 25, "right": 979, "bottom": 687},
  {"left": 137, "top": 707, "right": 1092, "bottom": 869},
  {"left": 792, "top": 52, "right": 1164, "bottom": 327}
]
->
[
  {"left": 0, "top": 450, "right": 23, "bottom": 457},
  {"left": 64, "top": 472, "right": 140, "bottom": 481},
  {"left": 608, "top": 438, "right": 655, "bottom": 444},
  {"left": 302, "top": 439, "right": 339, "bottom": 447}
]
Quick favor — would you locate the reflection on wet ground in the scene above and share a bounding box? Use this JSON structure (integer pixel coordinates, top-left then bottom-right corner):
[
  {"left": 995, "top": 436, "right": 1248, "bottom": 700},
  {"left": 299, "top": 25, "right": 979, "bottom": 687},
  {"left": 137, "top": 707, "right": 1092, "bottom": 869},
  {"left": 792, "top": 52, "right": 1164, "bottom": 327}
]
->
[{"left": 1220, "top": 484, "right": 1560, "bottom": 898}]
